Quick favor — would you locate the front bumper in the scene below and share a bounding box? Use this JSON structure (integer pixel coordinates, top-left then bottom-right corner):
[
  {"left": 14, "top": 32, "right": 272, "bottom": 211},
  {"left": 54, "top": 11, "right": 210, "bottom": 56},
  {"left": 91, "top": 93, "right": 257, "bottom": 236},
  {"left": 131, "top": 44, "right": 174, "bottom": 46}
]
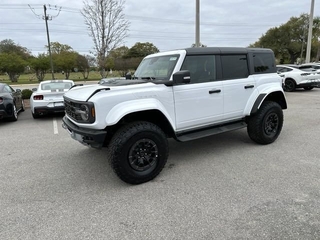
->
[
  {"left": 0, "top": 109, "right": 10, "bottom": 119},
  {"left": 62, "top": 116, "right": 107, "bottom": 149}
]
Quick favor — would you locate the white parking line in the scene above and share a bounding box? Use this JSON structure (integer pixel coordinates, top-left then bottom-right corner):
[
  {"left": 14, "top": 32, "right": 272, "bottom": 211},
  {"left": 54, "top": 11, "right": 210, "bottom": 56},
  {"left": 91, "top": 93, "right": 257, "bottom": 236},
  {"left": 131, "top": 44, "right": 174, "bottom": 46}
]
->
[{"left": 53, "top": 118, "right": 58, "bottom": 134}]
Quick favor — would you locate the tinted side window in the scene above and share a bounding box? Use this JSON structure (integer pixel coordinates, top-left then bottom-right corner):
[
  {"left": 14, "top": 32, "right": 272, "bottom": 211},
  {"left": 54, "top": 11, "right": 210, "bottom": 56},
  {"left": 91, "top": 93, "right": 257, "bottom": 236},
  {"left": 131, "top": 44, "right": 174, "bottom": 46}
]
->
[
  {"left": 181, "top": 55, "right": 216, "bottom": 84},
  {"left": 253, "top": 53, "right": 275, "bottom": 74},
  {"left": 277, "top": 67, "right": 292, "bottom": 73},
  {"left": 221, "top": 55, "right": 249, "bottom": 80}
]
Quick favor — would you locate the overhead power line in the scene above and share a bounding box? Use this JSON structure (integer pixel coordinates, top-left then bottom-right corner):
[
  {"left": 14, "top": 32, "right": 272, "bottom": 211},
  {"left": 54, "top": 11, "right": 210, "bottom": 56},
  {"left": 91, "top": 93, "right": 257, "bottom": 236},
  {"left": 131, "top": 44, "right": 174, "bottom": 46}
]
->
[
  {"left": 1, "top": 3, "right": 283, "bottom": 27},
  {"left": 28, "top": 4, "right": 62, "bottom": 79}
]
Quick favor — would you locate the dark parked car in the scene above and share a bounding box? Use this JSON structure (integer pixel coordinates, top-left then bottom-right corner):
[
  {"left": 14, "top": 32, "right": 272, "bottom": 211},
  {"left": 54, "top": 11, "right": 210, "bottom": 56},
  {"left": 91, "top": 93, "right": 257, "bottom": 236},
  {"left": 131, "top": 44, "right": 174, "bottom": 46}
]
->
[{"left": 0, "top": 83, "right": 24, "bottom": 121}]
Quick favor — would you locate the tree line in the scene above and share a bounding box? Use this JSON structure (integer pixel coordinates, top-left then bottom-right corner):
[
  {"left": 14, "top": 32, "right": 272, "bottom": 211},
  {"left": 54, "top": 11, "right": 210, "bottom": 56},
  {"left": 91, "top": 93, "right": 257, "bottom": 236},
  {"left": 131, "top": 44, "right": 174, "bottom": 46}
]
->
[
  {"left": 249, "top": 13, "right": 320, "bottom": 64},
  {"left": 0, "top": 39, "right": 159, "bottom": 82}
]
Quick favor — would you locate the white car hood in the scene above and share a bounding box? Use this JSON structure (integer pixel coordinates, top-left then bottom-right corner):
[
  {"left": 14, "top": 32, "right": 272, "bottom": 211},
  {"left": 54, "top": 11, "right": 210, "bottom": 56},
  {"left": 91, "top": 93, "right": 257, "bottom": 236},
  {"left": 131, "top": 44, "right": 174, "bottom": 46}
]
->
[{"left": 64, "top": 80, "right": 152, "bottom": 102}]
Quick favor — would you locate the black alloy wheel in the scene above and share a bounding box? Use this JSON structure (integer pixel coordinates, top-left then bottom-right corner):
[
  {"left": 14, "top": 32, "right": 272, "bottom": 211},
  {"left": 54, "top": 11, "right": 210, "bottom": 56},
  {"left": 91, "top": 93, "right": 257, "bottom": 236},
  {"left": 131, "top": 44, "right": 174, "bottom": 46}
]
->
[
  {"left": 109, "top": 121, "right": 169, "bottom": 184},
  {"left": 128, "top": 139, "right": 159, "bottom": 172},
  {"left": 284, "top": 79, "right": 296, "bottom": 92}
]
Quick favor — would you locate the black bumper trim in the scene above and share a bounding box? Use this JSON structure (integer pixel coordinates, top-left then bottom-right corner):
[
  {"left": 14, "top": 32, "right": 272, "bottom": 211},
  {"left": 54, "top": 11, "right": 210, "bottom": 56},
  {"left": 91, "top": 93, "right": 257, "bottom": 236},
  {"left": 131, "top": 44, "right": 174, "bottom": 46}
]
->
[
  {"left": 34, "top": 106, "right": 65, "bottom": 114},
  {"left": 62, "top": 116, "right": 107, "bottom": 148}
]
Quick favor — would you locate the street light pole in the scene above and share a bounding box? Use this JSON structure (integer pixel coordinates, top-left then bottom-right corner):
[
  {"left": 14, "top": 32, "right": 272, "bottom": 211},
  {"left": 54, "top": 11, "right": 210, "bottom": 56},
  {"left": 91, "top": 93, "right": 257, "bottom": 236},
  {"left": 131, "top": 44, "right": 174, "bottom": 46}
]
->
[
  {"left": 305, "top": 0, "right": 315, "bottom": 63},
  {"left": 195, "top": 0, "right": 200, "bottom": 47},
  {"left": 44, "top": 5, "right": 55, "bottom": 79}
]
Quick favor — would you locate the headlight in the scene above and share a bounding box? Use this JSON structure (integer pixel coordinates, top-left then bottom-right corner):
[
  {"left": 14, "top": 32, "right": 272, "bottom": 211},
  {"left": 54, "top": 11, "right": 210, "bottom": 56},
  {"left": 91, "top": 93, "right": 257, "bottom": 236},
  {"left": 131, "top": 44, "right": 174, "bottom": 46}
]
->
[
  {"left": 74, "top": 104, "right": 94, "bottom": 122},
  {"left": 64, "top": 97, "right": 95, "bottom": 123},
  {"left": 80, "top": 104, "right": 89, "bottom": 121}
]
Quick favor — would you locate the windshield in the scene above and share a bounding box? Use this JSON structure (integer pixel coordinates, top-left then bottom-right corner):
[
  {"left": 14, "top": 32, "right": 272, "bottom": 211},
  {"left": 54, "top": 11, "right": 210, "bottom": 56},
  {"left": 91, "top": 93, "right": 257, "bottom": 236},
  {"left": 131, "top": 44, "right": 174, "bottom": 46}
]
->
[{"left": 134, "top": 54, "right": 179, "bottom": 80}]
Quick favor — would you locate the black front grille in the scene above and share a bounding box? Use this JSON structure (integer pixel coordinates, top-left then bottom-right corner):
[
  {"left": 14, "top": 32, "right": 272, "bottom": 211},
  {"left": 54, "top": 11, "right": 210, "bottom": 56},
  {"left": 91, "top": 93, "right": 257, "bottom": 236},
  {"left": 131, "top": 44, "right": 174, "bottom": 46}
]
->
[
  {"left": 64, "top": 97, "right": 95, "bottom": 123},
  {"left": 64, "top": 98, "right": 83, "bottom": 121}
]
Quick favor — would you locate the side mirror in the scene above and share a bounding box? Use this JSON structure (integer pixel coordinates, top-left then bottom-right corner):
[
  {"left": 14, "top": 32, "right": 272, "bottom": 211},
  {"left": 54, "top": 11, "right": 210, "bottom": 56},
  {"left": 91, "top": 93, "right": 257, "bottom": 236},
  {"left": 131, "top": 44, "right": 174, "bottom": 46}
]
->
[
  {"left": 173, "top": 70, "right": 191, "bottom": 85},
  {"left": 32, "top": 88, "right": 37, "bottom": 92}
]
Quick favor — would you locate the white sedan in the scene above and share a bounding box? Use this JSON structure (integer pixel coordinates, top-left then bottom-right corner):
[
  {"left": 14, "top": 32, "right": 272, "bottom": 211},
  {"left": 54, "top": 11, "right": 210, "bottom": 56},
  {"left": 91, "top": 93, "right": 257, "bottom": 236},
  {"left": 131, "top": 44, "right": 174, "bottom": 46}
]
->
[
  {"left": 30, "top": 80, "right": 74, "bottom": 118},
  {"left": 276, "top": 65, "right": 320, "bottom": 92}
]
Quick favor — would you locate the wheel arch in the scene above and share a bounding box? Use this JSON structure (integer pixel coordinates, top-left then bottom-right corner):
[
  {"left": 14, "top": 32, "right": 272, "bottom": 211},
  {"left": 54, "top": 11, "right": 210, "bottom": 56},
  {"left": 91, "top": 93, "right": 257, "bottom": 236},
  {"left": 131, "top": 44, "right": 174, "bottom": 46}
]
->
[
  {"left": 104, "top": 109, "right": 176, "bottom": 147},
  {"left": 250, "top": 91, "right": 287, "bottom": 115},
  {"left": 285, "top": 77, "right": 297, "bottom": 84}
]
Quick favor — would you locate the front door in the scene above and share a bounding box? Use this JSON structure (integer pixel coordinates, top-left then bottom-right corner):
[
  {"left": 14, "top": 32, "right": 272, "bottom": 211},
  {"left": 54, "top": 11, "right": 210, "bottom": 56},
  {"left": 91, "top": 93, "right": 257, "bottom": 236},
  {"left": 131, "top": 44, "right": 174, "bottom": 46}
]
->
[{"left": 173, "top": 55, "right": 224, "bottom": 131}]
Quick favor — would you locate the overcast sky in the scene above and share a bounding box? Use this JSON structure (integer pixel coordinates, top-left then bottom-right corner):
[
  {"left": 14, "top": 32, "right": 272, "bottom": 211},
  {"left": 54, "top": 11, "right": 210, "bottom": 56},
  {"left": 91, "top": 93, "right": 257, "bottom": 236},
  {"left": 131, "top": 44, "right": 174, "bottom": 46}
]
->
[{"left": 0, "top": 0, "right": 318, "bottom": 56}]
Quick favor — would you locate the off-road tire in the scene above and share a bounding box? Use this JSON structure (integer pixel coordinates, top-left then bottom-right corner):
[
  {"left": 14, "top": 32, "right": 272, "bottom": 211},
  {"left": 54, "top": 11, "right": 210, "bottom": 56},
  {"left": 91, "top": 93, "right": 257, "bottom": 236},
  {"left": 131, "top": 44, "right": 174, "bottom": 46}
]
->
[
  {"left": 284, "top": 78, "right": 296, "bottom": 92},
  {"left": 247, "top": 101, "right": 283, "bottom": 145},
  {"left": 109, "top": 121, "right": 169, "bottom": 184}
]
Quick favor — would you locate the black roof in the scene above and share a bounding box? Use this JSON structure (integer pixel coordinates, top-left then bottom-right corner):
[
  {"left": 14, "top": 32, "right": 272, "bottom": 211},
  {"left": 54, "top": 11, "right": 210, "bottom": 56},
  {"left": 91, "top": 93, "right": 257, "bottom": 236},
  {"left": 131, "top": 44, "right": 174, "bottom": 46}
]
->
[{"left": 185, "top": 47, "right": 273, "bottom": 55}]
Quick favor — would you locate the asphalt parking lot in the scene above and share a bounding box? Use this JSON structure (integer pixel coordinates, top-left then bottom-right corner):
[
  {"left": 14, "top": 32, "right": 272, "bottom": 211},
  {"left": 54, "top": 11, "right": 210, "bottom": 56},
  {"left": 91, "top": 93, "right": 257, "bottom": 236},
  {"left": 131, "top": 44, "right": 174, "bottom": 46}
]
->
[{"left": 1, "top": 89, "right": 320, "bottom": 240}]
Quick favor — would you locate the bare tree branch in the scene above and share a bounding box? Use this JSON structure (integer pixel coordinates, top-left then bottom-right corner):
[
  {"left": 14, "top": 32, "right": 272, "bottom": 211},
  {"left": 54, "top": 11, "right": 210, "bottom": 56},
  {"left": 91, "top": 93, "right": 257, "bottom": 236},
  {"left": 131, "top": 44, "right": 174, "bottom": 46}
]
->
[{"left": 81, "top": 0, "right": 129, "bottom": 77}]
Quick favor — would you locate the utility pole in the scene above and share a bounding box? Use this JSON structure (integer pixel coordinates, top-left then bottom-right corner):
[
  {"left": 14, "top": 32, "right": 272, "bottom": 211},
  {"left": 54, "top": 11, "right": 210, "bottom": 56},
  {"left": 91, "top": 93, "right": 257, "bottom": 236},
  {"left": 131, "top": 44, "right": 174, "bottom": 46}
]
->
[
  {"left": 195, "top": 0, "right": 200, "bottom": 47},
  {"left": 305, "top": 0, "right": 315, "bottom": 63},
  {"left": 29, "top": 4, "right": 61, "bottom": 79},
  {"left": 44, "top": 5, "right": 55, "bottom": 79}
]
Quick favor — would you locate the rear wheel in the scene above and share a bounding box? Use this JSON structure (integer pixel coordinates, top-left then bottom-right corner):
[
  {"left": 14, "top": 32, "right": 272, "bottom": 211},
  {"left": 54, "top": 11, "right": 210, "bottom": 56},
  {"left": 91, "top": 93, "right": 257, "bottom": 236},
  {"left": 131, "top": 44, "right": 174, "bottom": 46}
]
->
[
  {"left": 109, "top": 121, "right": 169, "bottom": 184},
  {"left": 247, "top": 101, "right": 283, "bottom": 145},
  {"left": 32, "top": 111, "right": 40, "bottom": 119},
  {"left": 284, "top": 79, "right": 296, "bottom": 92}
]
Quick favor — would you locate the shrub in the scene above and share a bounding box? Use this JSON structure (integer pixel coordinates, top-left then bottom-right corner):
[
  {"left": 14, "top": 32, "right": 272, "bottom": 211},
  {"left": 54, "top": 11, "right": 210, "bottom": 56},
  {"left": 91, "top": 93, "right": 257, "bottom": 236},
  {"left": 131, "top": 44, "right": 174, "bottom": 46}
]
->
[{"left": 21, "top": 89, "right": 33, "bottom": 99}]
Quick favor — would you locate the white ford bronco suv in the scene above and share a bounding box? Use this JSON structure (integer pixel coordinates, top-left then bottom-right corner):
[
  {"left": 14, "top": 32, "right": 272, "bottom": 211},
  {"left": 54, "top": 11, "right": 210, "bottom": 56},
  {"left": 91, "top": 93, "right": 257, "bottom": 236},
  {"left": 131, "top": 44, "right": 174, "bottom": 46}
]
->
[{"left": 62, "top": 47, "right": 287, "bottom": 184}]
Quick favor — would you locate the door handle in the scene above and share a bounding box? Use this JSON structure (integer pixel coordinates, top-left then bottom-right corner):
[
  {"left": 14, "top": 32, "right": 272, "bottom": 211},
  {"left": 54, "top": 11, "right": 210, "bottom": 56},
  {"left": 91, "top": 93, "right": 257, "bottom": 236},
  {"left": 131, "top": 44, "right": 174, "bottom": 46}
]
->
[
  {"left": 209, "top": 89, "right": 221, "bottom": 94},
  {"left": 244, "top": 85, "right": 254, "bottom": 89}
]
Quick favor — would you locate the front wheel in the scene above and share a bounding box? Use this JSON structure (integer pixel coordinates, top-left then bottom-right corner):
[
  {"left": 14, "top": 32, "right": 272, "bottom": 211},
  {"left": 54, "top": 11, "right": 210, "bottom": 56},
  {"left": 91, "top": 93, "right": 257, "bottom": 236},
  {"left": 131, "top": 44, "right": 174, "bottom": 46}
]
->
[
  {"left": 9, "top": 104, "right": 18, "bottom": 121},
  {"left": 109, "top": 121, "right": 169, "bottom": 184},
  {"left": 247, "top": 101, "right": 283, "bottom": 145}
]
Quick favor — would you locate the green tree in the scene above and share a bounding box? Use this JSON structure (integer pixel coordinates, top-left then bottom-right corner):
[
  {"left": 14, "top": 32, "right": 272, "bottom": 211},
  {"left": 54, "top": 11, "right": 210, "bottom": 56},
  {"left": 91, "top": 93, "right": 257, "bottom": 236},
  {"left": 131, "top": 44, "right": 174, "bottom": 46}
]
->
[
  {"left": 249, "top": 14, "right": 320, "bottom": 63},
  {"left": 0, "top": 39, "right": 32, "bottom": 60},
  {"left": 75, "top": 54, "right": 90, "bottom": 79},
  {"left": 29, "top": 54, "right": 50, "bottom": 82},
  {"left": 0, "top": 53, "right": 26, "bottom": 82},
  {"left": 109, "top": 46, "right": 129, "bottom": 59},
  {"left": 47, "top": 42, "right": 73, "bottom": 54},
  {"left": 113, "top": 57, "right": 141, "bottom": 76},
  {"left": 126, "top": 42, "right": 159, "bottom": 58},
  {"left": 106, "top": 46, "right": 129, "bottom": 75},
  {"left": 53, "top": 52, "right": 78, "bottom": 79}
]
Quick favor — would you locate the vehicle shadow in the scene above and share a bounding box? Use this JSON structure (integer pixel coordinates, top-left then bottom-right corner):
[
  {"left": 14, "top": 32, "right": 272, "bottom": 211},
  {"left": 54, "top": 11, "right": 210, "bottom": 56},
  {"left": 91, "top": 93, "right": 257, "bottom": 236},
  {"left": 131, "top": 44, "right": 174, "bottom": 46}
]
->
[{"left": 66, "top": 128, "right": 253, "bottom": 187}]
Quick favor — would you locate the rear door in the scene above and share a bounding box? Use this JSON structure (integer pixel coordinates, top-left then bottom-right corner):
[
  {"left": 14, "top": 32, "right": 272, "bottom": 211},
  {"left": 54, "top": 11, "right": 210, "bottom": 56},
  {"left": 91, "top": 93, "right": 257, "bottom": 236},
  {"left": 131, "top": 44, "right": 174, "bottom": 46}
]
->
[{"left": 221, "top": 54, "right": 255, "bottom": 120}]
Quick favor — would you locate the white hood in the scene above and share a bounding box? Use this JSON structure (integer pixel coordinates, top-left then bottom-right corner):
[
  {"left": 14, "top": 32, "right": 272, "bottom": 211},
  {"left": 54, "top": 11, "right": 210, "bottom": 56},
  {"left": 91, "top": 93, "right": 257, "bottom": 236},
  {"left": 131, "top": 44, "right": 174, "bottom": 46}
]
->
[{"left": 64, "top": 81, "right": 153, "bottom": 102}]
